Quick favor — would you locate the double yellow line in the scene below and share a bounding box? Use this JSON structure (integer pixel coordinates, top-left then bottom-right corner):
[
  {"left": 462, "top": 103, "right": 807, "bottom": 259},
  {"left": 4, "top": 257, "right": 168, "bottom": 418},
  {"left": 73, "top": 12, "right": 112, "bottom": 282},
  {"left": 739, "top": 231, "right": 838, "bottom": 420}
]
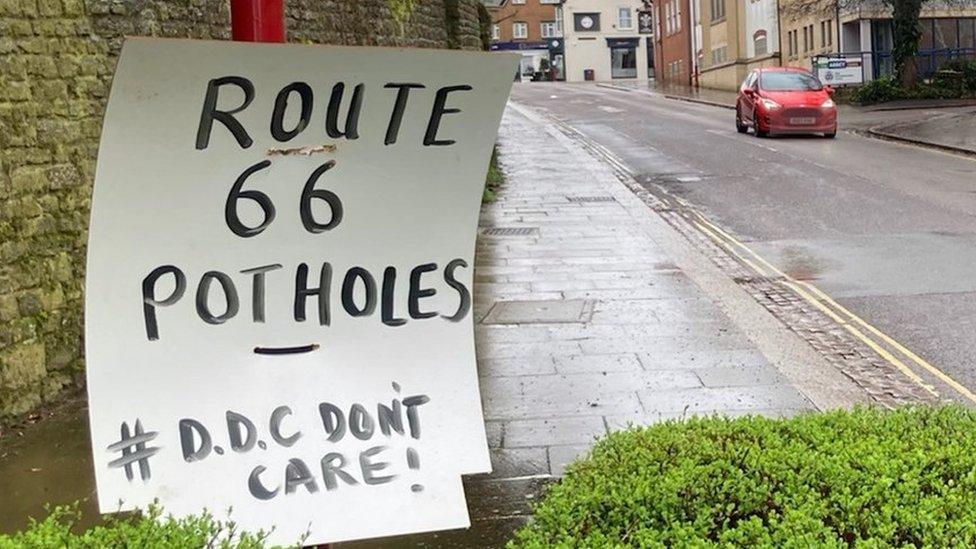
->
[{"left": 690, "top": 212, "right": 976, "bottom": 405}]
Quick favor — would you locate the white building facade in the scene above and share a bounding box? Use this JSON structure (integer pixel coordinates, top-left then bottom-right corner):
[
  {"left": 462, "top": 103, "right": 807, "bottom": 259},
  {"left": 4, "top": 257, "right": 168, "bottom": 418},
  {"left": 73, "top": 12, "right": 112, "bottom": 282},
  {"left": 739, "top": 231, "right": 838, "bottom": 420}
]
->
[{"left": 559, "top": 0, "right": 651, "bottom": 82}]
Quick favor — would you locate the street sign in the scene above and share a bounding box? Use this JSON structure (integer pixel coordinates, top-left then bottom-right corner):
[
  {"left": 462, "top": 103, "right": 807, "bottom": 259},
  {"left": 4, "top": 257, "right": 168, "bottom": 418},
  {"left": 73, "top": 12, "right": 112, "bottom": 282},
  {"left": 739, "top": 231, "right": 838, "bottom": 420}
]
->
[
  {"left": 813, "top": 55, "right": 864, "bottom": 86},
  {"left": 86, "top": 37, "right": 517, "bottom": 545}
]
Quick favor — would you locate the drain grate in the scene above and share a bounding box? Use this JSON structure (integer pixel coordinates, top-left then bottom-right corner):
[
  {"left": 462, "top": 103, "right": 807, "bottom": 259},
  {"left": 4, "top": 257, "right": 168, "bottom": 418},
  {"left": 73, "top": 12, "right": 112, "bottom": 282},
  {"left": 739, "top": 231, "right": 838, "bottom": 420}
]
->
[
  {"left": 481, "top": 227, "right": 539, "bottom": 237},
  {"left": 566, "top": 195, "right": 616, "bottom": 203}
]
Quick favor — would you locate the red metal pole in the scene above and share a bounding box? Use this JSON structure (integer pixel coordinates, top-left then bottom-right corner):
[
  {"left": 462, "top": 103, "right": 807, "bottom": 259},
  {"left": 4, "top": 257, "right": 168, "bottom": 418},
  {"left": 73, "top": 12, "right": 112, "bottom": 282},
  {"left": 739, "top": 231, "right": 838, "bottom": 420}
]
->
[
  {"left": 230, "top": 0, "right": 285, "bottom": 43},
  {"left": 230, "top": 6, "right": 330, "bottom": 546}
]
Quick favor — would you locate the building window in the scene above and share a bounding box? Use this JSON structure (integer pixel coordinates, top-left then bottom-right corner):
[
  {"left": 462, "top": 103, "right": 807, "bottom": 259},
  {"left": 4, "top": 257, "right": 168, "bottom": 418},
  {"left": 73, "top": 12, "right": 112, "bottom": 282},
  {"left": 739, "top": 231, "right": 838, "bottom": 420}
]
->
[
  {"left": 492, "top": 24, "right": 500, "bottom": 41},
  {"left": 754, "top": 30, "right": 768, "bottom": 55},
  {"left": 820, "top": 20, "right": 833, "bottom": 48},
  {"left": 611, "top": 44, "right": 638, "bottom": 78},
  {"left": 711, "top": 0, "right": 725, "bottom": 21},
  {"left": 619, "top": 7, "right": 634, "bottom": 29},
  {"left": 555, "top": 7, "right": 563, "bottom": 35},
  {"left": 665, "top": 0, "right": 681, "bottom": 35},
  {"left": 512, "top": 0, "right": 525, "bottom": 4},
  {"left": 710, "top": 45, "right": 728, "bottom": 65},
  {"left": 541, "top": 21, "right": 558, "bottom": 38},
  {"left": 513, "top": 21, "right": 528, "bottom": 40}
]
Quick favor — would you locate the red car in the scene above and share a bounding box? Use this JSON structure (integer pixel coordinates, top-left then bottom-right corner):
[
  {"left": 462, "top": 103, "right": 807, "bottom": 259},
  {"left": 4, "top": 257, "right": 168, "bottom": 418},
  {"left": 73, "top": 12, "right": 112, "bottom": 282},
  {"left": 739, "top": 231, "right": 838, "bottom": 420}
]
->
[{"left": 736, "top": 67, "right": 837, "bottom": 138}]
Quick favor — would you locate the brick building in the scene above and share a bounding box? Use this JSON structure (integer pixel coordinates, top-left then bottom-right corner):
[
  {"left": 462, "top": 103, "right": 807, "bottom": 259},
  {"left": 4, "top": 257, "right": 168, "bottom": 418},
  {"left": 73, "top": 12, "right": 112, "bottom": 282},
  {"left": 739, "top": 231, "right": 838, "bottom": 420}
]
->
[
  {"left": 486, "top": 0, "right": 561, "bottom": 79},
  {"left": 653, "top": 0, "right": 694, "bottom": 84}
]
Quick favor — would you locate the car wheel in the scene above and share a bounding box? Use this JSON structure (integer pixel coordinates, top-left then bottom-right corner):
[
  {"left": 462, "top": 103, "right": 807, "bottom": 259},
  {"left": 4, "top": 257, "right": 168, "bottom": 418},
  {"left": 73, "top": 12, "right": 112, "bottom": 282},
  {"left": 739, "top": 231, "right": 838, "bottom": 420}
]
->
[
  {"left": 754, "top": 109, "right": 768, "bottom": 138},
  {"left": 735, "top": 108, "right": 748, "bottom": 134},
  {"left": 824, "top": 128, "right": 837, "bottom": 139}
]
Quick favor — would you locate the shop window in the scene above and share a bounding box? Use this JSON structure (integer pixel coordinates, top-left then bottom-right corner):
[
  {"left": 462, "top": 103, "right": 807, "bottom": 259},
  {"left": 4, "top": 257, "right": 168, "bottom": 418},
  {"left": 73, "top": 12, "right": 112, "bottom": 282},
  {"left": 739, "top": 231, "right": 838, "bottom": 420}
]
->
[
  {"left": 611, "top": 46, "right": 638, "bottom": 78},
  {"left": 961, "top": 18, "right": 975, "bottom": 49}
]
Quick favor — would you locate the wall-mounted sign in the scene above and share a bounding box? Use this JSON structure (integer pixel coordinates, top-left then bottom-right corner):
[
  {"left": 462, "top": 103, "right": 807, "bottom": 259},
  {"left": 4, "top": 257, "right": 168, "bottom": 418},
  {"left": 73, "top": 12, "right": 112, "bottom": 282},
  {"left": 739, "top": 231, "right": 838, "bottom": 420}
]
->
[
  {"left": 606, "top": 37, "right": 641, "bottom": 49},
  {"left": 813, "top": 55, "right": 864, "bottom": 85},
  {"left": 491, "top": 41, "right": 549, "bottom": 51},
  {"left": 574, "top": 13, "right": 601, "bottom": 32},
  {"left": 638, "top": 10, "right": 654, "bottom": 34},
  {"left": 86, "top": 37, "right": 517, "bottom": 546}
]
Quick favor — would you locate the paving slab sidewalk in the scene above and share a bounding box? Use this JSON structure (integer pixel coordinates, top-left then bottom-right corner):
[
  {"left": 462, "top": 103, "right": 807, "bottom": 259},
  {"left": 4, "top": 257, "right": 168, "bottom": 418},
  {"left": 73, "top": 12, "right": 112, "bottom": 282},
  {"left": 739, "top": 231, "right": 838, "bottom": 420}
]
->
[{"left": 474, "top": 107, "right": 817, "bottom": 465}]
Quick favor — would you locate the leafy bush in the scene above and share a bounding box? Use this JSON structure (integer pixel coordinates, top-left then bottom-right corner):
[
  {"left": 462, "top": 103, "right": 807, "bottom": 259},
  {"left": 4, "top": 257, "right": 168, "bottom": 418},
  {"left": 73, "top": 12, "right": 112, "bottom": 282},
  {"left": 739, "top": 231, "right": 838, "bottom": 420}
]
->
[
  {"left": 851, "top": 72, "right": 976, "bottom": 103},
  {"left": 0, "top": 504, "right": 274, "bottom": 548},
  {"left": 512, "top": 406, "right": 976, "bottom": 548},
  {"left": 851, "top": 77, "right": 907, "bottom": 104},
  {"left": 944, "top": 59, "right": 976, "bottom": 92}
]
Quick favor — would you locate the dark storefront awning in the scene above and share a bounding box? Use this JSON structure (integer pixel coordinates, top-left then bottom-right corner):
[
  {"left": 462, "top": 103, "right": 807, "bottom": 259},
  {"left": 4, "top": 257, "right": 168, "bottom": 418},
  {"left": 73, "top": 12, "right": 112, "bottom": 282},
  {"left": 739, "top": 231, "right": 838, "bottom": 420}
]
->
[{"left": 605, "top": 37, "right": 640, "bottom": 49}]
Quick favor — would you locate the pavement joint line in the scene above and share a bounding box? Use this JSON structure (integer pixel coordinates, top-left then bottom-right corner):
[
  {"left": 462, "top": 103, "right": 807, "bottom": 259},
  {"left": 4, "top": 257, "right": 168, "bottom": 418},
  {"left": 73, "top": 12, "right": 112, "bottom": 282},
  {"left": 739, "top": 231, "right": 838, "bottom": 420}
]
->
[
  {"left": 693, "top": 212, "right": 972, "bottom": 404},
  {"left": 485, "top": 474, "right": 555, "bottom": 482}
]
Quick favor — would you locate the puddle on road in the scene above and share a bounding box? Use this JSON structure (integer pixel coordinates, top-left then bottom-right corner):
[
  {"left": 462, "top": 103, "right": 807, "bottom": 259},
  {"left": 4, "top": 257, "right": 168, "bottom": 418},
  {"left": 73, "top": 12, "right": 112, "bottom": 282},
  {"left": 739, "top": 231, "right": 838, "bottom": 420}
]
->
[
  {"left": 781, "top": 245, "right": 826, "bottom": 281},
  {"left": 0, "top": 396, "right": 99, "bottom": 534}
]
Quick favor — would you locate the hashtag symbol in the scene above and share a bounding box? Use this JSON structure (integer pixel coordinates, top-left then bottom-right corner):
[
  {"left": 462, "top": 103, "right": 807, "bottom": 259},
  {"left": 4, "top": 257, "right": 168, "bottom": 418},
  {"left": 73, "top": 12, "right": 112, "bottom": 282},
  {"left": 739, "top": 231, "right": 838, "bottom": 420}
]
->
[{"left": 107, "top": 420, "right": 160, "bottom": 482}]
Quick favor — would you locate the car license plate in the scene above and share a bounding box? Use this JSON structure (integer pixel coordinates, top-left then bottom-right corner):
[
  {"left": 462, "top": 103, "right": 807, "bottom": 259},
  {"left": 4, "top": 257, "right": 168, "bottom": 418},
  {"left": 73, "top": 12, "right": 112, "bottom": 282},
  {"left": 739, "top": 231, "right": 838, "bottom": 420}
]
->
[{"left": 790, "top": 117, "right": 816, "bottom": 125}]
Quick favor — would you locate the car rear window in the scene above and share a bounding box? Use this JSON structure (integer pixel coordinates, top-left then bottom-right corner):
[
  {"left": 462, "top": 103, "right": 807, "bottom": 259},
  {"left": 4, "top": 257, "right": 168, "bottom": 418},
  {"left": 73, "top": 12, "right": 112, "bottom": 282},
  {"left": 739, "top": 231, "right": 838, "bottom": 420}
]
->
[{"left": 761, "top": 72, "right": 823, "bottom": 91}]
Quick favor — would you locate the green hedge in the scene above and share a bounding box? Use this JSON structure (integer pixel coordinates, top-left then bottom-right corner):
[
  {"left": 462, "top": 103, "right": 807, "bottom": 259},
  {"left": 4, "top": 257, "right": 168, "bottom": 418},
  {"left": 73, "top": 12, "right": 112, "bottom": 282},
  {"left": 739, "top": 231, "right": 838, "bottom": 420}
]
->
[
  {"left": 852, "top": 63, "right": 976, "bottom": 104},
  {"left": 511, "top": 406, "right": 976, "bottom": 547},
  {"left": 0, "top": 505, "right": 273, "bottom": 548}
]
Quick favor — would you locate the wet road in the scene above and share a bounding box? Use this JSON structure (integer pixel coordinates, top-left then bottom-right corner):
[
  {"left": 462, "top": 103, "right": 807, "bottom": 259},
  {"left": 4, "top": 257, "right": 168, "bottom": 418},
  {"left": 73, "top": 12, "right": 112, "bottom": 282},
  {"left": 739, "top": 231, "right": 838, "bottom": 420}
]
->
[{"left": 512, "top": 82, "right": 976, "bottom": 402}]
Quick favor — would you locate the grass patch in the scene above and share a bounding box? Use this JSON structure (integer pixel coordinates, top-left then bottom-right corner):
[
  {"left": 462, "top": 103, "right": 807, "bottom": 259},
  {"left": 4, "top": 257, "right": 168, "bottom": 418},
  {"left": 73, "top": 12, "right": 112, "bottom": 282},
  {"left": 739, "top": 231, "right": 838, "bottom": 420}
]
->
[
  {"left": 511, "top": 406, "right": 976, "bottom": 547},
  {"left": 0, "top": 504, "right": 275, "bottom": 548},
  {"left": 483, "top": 146, "right": 504, "bottom": 203}
]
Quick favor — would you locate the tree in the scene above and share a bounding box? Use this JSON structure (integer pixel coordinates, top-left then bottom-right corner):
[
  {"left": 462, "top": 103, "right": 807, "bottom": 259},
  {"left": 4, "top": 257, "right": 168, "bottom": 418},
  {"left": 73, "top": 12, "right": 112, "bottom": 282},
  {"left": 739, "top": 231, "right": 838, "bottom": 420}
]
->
[
  {"left": 889, "top": 0, "right": 925, "bottom": 87},
  {"left": 780, "top": 0, "right": 967, "bottom": 89}
]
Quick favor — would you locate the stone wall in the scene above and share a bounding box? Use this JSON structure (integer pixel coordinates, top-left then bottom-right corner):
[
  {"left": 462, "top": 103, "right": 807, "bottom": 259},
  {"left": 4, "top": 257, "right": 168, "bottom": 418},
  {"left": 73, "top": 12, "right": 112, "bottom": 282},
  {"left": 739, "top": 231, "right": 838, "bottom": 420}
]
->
[{"left": 0, "top": 0, "right": 486, "bottom": 421}]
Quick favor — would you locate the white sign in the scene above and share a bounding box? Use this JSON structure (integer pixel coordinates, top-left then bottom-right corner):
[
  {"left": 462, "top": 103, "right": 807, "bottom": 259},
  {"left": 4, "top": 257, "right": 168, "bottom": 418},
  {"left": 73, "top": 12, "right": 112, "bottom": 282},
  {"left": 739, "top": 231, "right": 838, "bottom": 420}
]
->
[
  {"left": 85, "top": 38, "right": 517, "bottom": 545},
  {"left": 814, "top": 57, "right": 864, "bottom": 85}
]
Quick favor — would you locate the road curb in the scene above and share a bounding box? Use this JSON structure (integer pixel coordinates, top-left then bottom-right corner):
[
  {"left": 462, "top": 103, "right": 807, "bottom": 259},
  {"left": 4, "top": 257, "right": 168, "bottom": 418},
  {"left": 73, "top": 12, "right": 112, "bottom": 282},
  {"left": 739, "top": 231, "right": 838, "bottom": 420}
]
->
[
  {"left": 594, "top": 82, "right": 633, "bottom": 93},
  {"left": 664, "top": 94, "right": 736, "bottom": 110},
  {"left": 866, "top": 128, "right": 976, "bottom": 157},
  {"left": 865, "top": 99, "right": 976, "bottom": 112}
]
